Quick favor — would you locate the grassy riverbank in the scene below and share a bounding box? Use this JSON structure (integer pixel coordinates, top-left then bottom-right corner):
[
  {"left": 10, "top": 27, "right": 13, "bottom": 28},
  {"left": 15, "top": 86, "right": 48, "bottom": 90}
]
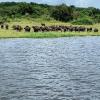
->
[
  {"left": 0, "top": 30, "right": 100, "bottom": 38},
  {"left": 0, "top": 18, "right": 100, "bottom": 38}
]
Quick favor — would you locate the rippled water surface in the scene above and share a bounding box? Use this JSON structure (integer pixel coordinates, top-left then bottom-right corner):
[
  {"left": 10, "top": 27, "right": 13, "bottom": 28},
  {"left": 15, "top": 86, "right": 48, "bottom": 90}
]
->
[{"left": 0, "top": 37, "right": 100, "bottom": 100}]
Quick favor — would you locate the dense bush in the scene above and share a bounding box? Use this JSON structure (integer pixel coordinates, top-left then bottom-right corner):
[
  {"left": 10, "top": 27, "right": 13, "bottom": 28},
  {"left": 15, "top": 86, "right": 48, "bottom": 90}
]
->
[
  {"left": 0, "top": 2, "right": 99, "bottom": 24},
  {"left": 51, "top": 4, "right": 73, "bottom": 22},
  {"left": 71, "top": 18, "right": 93, "bottom": 25}
]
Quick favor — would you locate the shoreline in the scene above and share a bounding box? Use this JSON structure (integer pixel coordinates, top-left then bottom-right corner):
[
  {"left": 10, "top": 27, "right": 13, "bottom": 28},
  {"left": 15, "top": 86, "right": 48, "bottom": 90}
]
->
[{"left": 0, "top": 31, "right": 100, "bottom": 38}]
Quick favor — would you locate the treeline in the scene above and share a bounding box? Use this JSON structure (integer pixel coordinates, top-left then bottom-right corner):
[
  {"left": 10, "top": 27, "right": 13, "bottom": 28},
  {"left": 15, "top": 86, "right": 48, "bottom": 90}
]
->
[{"left": 0, "top": 2, "right": 100, "bottom": 25}]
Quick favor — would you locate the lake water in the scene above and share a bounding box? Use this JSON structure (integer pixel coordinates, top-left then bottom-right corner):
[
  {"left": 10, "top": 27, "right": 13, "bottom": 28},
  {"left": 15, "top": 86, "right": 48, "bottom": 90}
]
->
[{"left": 0, "top": 37, "right": 100, "bottom": 100}]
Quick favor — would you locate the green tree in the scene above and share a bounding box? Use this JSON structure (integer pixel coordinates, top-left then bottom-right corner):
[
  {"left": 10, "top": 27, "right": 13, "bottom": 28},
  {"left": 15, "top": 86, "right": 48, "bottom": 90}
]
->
[
  {"left": 18, "top": 3, "right": 33, "bottom": 15},
  {"left": 51, "top": 4, "right": 73, "bottom": 22}
]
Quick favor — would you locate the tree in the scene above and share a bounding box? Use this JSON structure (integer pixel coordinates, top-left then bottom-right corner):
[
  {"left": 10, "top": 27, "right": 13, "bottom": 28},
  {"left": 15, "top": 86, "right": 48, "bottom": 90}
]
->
[
  {"left": 51, "top": 4, "right": 73, "bottom": 22},
  {"left": 18, "top": 3, "right": 33, "bottom": 15}
]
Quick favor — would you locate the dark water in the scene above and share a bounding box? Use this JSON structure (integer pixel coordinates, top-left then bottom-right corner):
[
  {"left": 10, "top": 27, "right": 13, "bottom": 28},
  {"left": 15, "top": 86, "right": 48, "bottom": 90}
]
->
[{"left": 0, "top": 37, "right": 100, "bottom": 100}]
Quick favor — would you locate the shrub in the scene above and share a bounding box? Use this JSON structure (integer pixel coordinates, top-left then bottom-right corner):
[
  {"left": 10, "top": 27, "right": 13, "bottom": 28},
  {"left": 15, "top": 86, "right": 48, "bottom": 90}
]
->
[
  {"left": 71, "top": 18, "right": 93, "bottom": 25},
  {"left": 51, "top": 4, "right": 73, "bottom": 22}
]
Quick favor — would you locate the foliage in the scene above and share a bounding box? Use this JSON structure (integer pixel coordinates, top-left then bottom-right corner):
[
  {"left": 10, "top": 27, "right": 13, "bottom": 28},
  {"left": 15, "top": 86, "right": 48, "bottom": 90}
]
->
[
  {"left": 0, "top": 2, "right": 100, "bottom": 24},
  {"left": 51, "top": 4, "right": 73, "bottom": 22},
  {"left": 71, "top": 18, "right": 93, "bottom": 25}
]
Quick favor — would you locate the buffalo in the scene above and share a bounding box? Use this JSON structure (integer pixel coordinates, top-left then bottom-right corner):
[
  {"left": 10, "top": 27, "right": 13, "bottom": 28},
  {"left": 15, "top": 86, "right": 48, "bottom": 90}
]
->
[
  {"left": 12, "top": 25, "right": 23, "bottom": 32},
  {"left": 94, "top": 28, "right": 98, "bottom": 32},
  {"left": 1, "top": 24, "right": 4, "bottom": 29},
  {"left": 0, "top": 24, "right": 98, "bottom": 33},
  {"left": 24, "top": 26, "right": 31, "bottom": 32},
  {"left": 5, "top": 24, "right": 9, "bottom": 30},
  {"left": 41, "top": 23, "right": 45, "bottom": 26},
  {"left": 87, "top": 27, "right": 92, "bottom": 32}
]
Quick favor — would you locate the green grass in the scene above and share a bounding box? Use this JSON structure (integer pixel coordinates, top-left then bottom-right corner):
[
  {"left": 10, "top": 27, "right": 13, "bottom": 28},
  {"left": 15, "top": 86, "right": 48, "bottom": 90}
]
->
[
  {"left": 0, "top": 18, "right": 100, "bottom": 38},
  {"left": 0, "top": 29, "right": 100, "bottom": 38}
]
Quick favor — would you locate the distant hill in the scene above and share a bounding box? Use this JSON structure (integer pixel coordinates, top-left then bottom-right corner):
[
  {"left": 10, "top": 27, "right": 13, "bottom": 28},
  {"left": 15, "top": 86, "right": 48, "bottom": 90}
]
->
[{"left": 0, "top": 2, "right": 100, "bottom": 25}]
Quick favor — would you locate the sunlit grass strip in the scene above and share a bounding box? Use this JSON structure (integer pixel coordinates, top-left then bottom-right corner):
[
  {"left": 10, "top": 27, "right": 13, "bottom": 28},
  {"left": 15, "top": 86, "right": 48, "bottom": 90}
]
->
[{"left": 0, "top": 29, "right": 100, "bottom": 38}]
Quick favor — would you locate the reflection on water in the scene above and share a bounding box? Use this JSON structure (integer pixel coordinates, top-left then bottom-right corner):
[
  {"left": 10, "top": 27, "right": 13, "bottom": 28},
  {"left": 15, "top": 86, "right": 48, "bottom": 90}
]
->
[{"left": 0, "top": 37, "right": 100, "bottom": 100}]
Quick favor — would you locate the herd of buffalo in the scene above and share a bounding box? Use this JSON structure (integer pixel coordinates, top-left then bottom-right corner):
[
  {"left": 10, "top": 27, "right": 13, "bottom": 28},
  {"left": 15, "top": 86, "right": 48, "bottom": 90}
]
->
[{"left": 0, "top": 23, "right": 99, "bottom": 33}]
